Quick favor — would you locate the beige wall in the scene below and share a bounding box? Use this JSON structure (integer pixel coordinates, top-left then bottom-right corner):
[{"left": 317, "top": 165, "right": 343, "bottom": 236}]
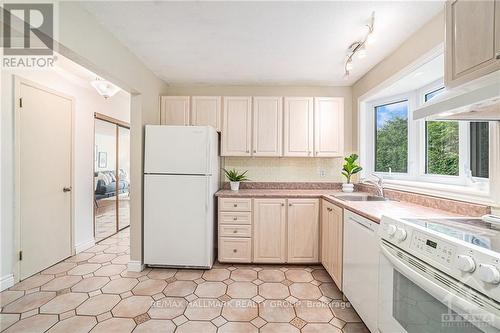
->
[
  {"left": 166, "top": 85, "right": 353, "bottom": 182},
  {"left": 57, "top": 2, "right": 170, "bottom": 268},
  {"left": 351, "top": 11, "right": 445, "bottom": 150}
]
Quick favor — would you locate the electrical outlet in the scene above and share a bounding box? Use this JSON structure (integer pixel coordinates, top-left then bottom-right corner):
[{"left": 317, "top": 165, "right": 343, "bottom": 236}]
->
[{"left": 319, "top": 170, "right": 326, "bottom": 178}]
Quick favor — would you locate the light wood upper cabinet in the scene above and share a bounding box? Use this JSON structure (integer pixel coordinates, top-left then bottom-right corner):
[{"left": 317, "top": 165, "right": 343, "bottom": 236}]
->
[
  {"left": 314, "top": 97, "right": 344, "bottom": 157},
  {"left": 287, "top": 199, "right": 319, "bottom": 263},
  {"left": 321, "top": 200, "right": 343, "bottom": 289},
  {"left": 445, "top": 0, "right": 500, "bottom": 88},
  {"left": 191, "top": 96, "right": 221, "bottom": 131},
  {"left": 283, "top": 97, "right": 314, "bottom": 157},
  {"left": 253, "top": 97, "right": 283, "bottom": 156},
  {"left": 222, "top": 97, "right": 252, "bottom": 156},
  {"left": 253, "top": 198, "right": 287, "bottom": 263},
  {"left": 160, "top": 96, "right": 190, "bottom": 125}
]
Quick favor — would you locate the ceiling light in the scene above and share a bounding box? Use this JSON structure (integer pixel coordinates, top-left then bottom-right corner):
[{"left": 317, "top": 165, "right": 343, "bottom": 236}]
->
[
  {"left": 345, "top": 59, "right": 353, "bottom": 71},
  {"left": 90, "top": 78, "right": 120, "bottom": 99},
  {"left": 366, "top": 33, "right": 376, "bottom": 45},
  {"left": 357, "top": 46, "right": 367, "bottom": 59},
  {"left": 342, "top": 12, "right": 375, "bottom": 75}
]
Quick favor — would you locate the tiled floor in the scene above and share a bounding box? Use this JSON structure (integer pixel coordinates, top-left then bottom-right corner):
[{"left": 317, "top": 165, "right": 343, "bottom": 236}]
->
[{"left": 0, "top": 229, "right": 369, "bottom": 333}]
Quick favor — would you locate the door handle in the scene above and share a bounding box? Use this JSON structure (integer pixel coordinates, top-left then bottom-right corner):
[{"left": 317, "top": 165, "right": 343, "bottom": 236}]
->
[{"left": 63, "top": 187, "right": 72, "bottom": 192}]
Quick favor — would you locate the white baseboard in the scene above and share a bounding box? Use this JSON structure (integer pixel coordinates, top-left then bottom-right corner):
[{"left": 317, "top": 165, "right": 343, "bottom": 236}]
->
[
  {"left": 0, "top": 274, "right": 14, "bottom": 291},
  {"left": 74, "top": 239, "right": 95, "bottom": 253},
  {"left": 127, "top": 260, "right": 144, "bottom": 272}
]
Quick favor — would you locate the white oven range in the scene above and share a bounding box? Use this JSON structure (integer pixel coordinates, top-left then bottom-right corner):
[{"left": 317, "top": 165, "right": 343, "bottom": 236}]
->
[{"left": 378, "top": 215, "right": 500, "bottom": 333}]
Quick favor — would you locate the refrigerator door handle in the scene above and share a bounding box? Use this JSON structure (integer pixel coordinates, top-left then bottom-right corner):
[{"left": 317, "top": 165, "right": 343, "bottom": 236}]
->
[{"left": 206, "top": 177, "right": 210, "bottom": 212}]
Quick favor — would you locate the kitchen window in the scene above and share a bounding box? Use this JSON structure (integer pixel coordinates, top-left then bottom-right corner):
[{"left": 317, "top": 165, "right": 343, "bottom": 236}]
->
[
  {"left": 361, "top": 80, "right": 496, "bottom": 205},
  {"left": 375, "top": 100, "right": 409, "bottom": 173},
  {"left": 424, "top": 87, "right": 459, "bottom": 177}
]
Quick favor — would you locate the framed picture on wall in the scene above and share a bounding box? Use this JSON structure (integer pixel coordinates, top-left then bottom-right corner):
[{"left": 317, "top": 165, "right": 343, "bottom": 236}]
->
[{"left": 98, "top": 152, "right": 107, "bottom": 168}]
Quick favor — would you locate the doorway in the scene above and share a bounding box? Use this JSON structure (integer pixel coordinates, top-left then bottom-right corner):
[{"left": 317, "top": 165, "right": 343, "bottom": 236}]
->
[
  {"left": 16, "top": 79, "right": 73, "bottom": 280},
  {"left": 94, "top": 114, "right": 130, "bottom": 242}
]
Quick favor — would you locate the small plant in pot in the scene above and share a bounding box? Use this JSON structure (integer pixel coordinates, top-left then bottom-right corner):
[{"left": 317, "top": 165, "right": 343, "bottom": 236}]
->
[
  {"left": 341, "top": 154, "right": 362, "bottom": 193},
  {"left": 224, "top": 168, "right": 250, "bottom": 191}
]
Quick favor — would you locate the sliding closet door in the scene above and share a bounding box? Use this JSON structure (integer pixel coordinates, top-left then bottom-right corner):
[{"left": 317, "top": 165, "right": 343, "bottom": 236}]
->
[
  {"left": 118, "top": 126, "right": 130, "bottom": 230},
  {"left": 94, "top": 119, "right": 118, "bottom": 241}
]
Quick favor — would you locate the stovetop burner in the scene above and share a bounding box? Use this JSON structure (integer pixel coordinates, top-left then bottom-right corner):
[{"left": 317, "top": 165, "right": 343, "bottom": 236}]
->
[{"left": 402, "top": 217, "right": 500, "bottom": 253}]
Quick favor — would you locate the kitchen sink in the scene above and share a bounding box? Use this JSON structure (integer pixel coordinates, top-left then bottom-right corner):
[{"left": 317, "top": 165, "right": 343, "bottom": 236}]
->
[{"left": 335, "top": 195, "right": 390, "bottom": 202}]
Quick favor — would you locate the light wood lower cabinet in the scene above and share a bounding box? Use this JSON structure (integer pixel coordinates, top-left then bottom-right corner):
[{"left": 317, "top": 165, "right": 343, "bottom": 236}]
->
[
  {"left": 321, "top": 199, "right": 343, "bottom": 289},
  {"left": 287, "top": 199, "right": 319, "bottom": 263},
  {"left": 219, "top": 238, "right": 251, "bottom": 263},
  {"left": 218, "top": 197, "right": 320, "bottom": 264},
  {"left": 218, "top": 198, "right": 253, "bottom": 263},
  {"left": 253, "top": 198, "right": 287, "bottom": 263}
]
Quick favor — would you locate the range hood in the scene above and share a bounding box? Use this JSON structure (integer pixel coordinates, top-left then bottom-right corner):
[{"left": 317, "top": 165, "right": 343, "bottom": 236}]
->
[{"left": 414, "top": 73, "right": 500, "bottom": 121}]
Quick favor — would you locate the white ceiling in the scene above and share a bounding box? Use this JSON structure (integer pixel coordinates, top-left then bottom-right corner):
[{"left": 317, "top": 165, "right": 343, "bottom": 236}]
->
[{"left": 81, "top": 1, "right": 444, "bottom": 86}]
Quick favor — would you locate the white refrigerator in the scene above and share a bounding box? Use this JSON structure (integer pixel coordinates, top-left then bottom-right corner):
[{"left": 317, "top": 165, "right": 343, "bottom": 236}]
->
[{"left": 144, "top": 125, "right": 219, "bottom": 268}]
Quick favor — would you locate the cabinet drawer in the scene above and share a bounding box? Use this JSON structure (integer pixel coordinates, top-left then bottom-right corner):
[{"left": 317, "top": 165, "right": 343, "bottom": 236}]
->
[
  {"left": 219, "top": 198, "right": 252, "bottom": 211},
  {"left": 219, "top": 212, "right": 252, "bottom": 225},
  {"left": 219, "top": 224, "right": 252, "bottom": 237},
  {"left": 219, "top": 237, "right": 252, "bottom": 262}
]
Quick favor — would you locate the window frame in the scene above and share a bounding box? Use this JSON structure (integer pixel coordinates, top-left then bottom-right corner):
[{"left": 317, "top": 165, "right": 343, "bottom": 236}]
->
[
  {"left": 360, "top": 79, "right": 497, "bottom": 205},
  {"left": 374, "top": 99, "right": 410, "bottom": 174},
  {"left": 365, "top": 92, "right": 418, "bottom": 181}
]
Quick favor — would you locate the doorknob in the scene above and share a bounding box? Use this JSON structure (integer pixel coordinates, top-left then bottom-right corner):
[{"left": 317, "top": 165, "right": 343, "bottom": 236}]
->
[{"left": 63, "top": 187, "right": 72, "bottom": 192}]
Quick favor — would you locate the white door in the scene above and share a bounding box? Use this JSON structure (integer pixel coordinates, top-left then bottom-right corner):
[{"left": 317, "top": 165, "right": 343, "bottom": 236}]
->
[
  {"left": 18, "top": 80, "right": 73, "bottom": 280},
  {"left": 283, "top": 97, "right": 314, "bottom": 157},
  {"left": 160, "top": 96, "right": 190, "bottom": 125},
  {"left": 253, "top": 97, "right": 283, "bottom": 156},
  {"left": 314, "top": 97, "right": 344, "bottom": 157},
  {"left": 221, "top": 97, "right": 252, "bottom": 156},
  {"left": 144, "top": 174, "right": 212, "bottom": 267},
  {"left": 191, "top": 96, "right": 221, "bottom": 131}
]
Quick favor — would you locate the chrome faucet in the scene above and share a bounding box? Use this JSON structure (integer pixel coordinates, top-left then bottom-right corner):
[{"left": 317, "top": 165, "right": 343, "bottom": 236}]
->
[{"left": 362, "top": 174, "right": 384, "bottom": 197}]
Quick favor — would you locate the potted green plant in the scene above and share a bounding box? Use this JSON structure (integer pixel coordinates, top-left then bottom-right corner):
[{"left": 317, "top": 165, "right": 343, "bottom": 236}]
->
[
  {"left": 341, "top": 154, "right": 362, "bottom": 193},
  {"left": 223, "top": 168, "right": 250, "bottom": 191}
]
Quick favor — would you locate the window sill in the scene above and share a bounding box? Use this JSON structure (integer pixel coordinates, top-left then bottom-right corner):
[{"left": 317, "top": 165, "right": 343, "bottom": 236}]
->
[{"left": 381, "top": 179, "right": 495, "bottom": 207}]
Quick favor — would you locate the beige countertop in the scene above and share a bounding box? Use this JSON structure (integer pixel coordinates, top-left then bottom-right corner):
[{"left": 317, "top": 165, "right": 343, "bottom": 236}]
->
[{"left": 215, "top": 189, "right": 458, "bottom": 223}]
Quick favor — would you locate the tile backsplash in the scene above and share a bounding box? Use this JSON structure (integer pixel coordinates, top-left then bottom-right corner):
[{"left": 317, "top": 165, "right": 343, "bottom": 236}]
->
[{"left": 223, "top": 157, "right": 345, "bottom": 182}]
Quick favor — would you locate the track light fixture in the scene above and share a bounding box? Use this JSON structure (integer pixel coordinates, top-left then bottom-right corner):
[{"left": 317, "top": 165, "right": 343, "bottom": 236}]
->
[{"left": 344, "top": 12, "right": 375, "bottom": 79}]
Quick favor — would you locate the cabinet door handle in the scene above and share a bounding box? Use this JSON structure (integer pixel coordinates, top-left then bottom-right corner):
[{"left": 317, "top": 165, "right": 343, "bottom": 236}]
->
[
  {"left": 281, "top": 203, "right": 285, "bottom": 206},
  {"left": 233, "top": 204, "right": 238, "bottom": 207},
  {"left": 289, "top": 203, "right": 292, "bottom": 206},
  {"left": 327, "top": 207, "right": 332, "bottom": 212},
  {"left": 233, "top": 217, "right": 237, "bottom": 221},
  {"left": 253, "top": 150, "right": 257, "bottom": 153},
  {"left": 233, "top": 230, "right": 238, "bottom": 233},
  {"left": 233, "top": 249, "right": 238, "bottom": 253}
]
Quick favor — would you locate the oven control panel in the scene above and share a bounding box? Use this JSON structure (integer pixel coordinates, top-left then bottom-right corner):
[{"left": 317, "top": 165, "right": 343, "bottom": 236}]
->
[
  {"left": 409, "top": 231, "right": 456, "bottom": 267},
  {"left": 380, "top": 215, "right": 500, "bottom": 303}
]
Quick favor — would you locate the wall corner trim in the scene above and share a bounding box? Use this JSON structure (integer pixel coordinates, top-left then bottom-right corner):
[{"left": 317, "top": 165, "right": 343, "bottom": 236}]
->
[
  {"left": 127, "top": 260, "right": 145, "bottom": 272},
  {"left": 75, "top": 239, "right": 96, "bottom": 254},
  {"left": 0, "top": 274, "right": 15, "bottom": 291}
]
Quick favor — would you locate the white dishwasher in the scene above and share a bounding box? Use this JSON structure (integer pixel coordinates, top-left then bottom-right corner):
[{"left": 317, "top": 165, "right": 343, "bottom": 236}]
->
[{"left": 343, "top": 210, "right": 379, "bottom": 333}]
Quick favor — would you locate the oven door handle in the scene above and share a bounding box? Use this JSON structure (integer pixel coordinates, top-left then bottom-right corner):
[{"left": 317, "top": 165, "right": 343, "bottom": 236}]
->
[{"left": 381, "top": 243, "right": 500, "bottom": 330}]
